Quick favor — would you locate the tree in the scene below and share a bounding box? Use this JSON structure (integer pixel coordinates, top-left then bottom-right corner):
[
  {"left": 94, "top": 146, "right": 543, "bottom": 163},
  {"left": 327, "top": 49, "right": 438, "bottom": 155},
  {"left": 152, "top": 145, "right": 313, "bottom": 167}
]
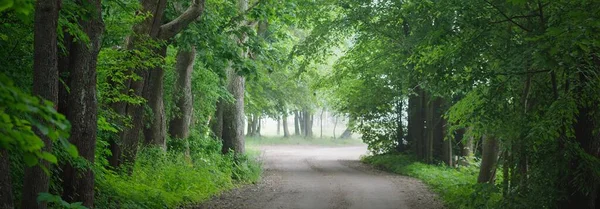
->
[
  {"left": 220, "top": 0, "right": 249, "bottom": 155},
  {"left": 59, "top": 0, "right": 104, "bottom": 206},
  {"left": 110, "top": 0, "right": 206, "bottom": 168},
  {"left": 21, "top": 0, "right": 61, "bottom": 207},
  {"left": 477, "top": 136, "right": 499, "bottom": 183},
  {"left": 0, "top": 149, "right": 13, "bottom": 209},
  {"left": 168, "top": 47, "right": 196, "bottom": 140},
  {"left": 294, "top": 111, "right": 300, "bottom": 135},
  {"left": 282, "top": 114, "right": 290, "bottom": 137}
]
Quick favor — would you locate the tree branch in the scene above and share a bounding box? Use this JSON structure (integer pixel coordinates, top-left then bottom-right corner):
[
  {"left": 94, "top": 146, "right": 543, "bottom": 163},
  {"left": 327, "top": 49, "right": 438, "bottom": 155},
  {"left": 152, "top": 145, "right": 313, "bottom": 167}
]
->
[
  {"left": 490, "top": 14, "right": 539, "bottom": 24},
  {"left": 483, "top": 0, "right": 532, "bottom": 32},
  {"left": 158, "top": 0, "right": 206, "bottom": 40}
]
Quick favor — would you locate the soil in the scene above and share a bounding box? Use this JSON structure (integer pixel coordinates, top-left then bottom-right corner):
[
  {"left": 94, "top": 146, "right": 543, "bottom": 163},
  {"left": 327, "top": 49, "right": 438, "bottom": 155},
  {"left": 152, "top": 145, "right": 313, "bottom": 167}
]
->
[{"left": 194, "top": 145, "right": 444, "bottom": 209}]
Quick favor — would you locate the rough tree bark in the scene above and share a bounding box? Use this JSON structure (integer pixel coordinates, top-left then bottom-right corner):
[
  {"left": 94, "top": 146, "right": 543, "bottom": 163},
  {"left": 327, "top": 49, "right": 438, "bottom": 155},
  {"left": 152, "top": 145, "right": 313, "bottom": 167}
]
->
[
  {"left": 211, "top": 99, "right": 224, "bottom": 139},
  {"left": 298, "top": 111, "right": 305, "bottom": 135},
  {"left": 221, "top": 65, "right": 246, "bottom": 154},
  {"left": 60, "top": 0, "right": 103, "bottom": 206},
  {"left": 423, "top": 92, "right": 434, "bottom": 163},
  {"left": 478, "top": 135, "right": 499, "bottom": 183},
  {"left": 441, "top": 118, "right": 452, "bottom": 166},
  {"left": 246, "top": 114, "right": 255, "bottom": 137},
  {"left": 408, "top": 86, "right": 425, "bottom": 160},
  {"left": 302, "top": 110, "right": 313, "bottom": 138},
  {"left": 256, "top": 117, "right": 261, "bottom": 136},
  {"left": 282, "top": 114, "right": 290, "bottom": 137},
  {"left": 333, "top": 116, "right": 338, "bottom": 139},
  {"left": 168, "top": 47, "right": 196, "bottom": 140},
  {"left": 320, "top": 109, "right": 324, "bottom": 138},
  {"left": 22, "top": 0, "right": 60, "bottom": 208},
  {"left": 277, "top": 117, "right": 281, "bottom": 135},
  {"left": 0, "top": 149, "right": 13, "bottom": 209},
  {"left": 294, "top": 111, "right": 300, "bottom": 135},
  {"left": 430, "top": 98, "right": 450, "bottom": 166},
  {"left": 142, "top": 46, "right": 168, "bottom": 148}
]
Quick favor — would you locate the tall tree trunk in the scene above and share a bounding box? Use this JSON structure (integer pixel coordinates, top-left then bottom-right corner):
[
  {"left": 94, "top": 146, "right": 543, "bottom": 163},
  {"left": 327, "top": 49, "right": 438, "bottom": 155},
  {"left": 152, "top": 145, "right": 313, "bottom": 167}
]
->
[
  {"left": 333, "top": 116, "right": 338, "bottom": 139},
  {"left": 302, "top": 111, "right": 307, "bottom": 137},
  {"left": 22, "top": 0, "right": 60, "bottom": 208},
  {"left": 560, "top": 71, "right": 600, "bottom": 208},
  {"left": 340, "top": 128, "right": 352, "bottom": 139},
  {"left": 408, "top": 86, "right": 425, "bottom": 160},
  {"left": 0, "top": 149, "right": 13, "bottom": 209},
  {"left": 430, "top": 98, "right": 450, "bottom": 166},
  {"left": 211, "top": 99, "right": 224, "bottom": 139},
  {"left": 320, "top": 109, "right": 324, "bottom": 138},
  {"left": 298, "top": 111, "right": 305, "bottom": 135},
  {"left": 478, "top": 135, "right": 499, "bottom": 183},
  {"left": 283, "top": 114, "right": 290, "bottom": 137},
  {"left": 462, "top": 128, "right": 473, "bottom": 157},
  {"left": 168, "top": 47, "right": 196, "bottom": 140},
  {"left": 294, "top": 111, "right": 300, "bottom": 135},
  {"left": 423, "top": 92, "right": 433, "bottom": 163},
  {"left": 302, "top": 110, "right": 313, "bottom": 138},
  {"left": 221, "top": 65, "right": 246, "bottom": 154},
  {"left": 277, "top": 117, "right": 281, "bottom": 135},
  {"left": 143, "top": 46, "right": 168, "bottom": 148},
  {"left": 60, "top": 1, "right": 103, "bottom": 206},
  {"left": 246, "top": 114, "right": 255, "bottom": 137},
  {"left": 257, "top": 117, "right": 261, "bottom": 136},
  {"left": 395, "top": 100, "right": 405, "bottom": 152},
  {"left": 221, "top": 0, "right": 248, "bottom": 155},
  {"left": 441, "top": 118, "right": 452, "bottom": 166}
]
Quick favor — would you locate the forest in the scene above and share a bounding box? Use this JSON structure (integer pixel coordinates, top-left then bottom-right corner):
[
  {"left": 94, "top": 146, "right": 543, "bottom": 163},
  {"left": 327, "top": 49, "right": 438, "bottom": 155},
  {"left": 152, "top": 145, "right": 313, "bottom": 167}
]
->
[{"left": 0, "top": 0, "right": 599, "bottom": 208}]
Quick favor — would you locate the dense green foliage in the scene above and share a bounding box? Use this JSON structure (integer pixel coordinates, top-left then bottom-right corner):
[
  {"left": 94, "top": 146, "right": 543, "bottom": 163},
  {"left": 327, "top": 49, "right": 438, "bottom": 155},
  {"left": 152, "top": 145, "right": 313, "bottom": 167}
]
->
[
  {"left": 2, "top": 0, "right": 599, "bottom": 208},
  {"left": 295, "top": 0, "right": 600, "bottom": 208},
  {"left": 95, "top": 131, "right": 260, "bottom": 208}
]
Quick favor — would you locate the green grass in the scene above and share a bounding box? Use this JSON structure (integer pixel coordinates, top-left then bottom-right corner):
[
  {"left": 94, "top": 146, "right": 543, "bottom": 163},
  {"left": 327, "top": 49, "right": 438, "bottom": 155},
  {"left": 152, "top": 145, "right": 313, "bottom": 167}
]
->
[
  {"left": 94, "top": 132, "right": 262, "bottom": 209},
  {"left": 362, "top": 154, "right": 502, "bottom": 209},
  {"left": 245, "top": 135, "right": 365, "bottom": 147}
]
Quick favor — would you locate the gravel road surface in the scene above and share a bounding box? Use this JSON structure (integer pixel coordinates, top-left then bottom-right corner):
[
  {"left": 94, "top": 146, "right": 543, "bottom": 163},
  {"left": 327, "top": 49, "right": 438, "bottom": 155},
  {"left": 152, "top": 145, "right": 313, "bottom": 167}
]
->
[{"left": 196, "top": 145, "right": 444, "bottom": 209}]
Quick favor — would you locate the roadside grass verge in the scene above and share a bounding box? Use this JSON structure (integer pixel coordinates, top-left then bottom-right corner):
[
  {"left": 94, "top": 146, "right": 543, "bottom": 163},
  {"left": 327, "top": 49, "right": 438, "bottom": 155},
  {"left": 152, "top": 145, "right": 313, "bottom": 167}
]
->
[
  {"left": 361, "top": 154, "right": 502, "bottom": 209},
  {"left": 94, "top": 131, "right": 261, "bottom": 208},
  {"left": 245, "top": 135, "right": 365, "bottom": 147}
]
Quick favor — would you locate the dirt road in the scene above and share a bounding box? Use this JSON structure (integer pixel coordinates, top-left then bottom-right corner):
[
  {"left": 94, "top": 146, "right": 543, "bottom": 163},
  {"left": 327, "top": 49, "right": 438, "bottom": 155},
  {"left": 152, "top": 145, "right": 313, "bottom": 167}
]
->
[{"left": 197, "top": 145, "right": 444, "bottom": 209}]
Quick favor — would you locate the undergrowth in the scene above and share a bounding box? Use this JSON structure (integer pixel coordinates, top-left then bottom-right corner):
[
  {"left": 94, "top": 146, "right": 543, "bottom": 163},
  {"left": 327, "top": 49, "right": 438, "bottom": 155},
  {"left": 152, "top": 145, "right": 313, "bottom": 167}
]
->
[
  {"left": 362, "top": 154, "right": 502, "bottom": 209},
  {"left": 94, "top": 130, "right": 261, "bottom": 209}
]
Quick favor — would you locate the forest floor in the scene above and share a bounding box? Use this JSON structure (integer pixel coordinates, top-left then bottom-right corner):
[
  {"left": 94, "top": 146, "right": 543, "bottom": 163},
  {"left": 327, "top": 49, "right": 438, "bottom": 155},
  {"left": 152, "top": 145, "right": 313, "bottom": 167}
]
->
[{"left": 195, "top": 144, "right": 444, "bottom": 209}]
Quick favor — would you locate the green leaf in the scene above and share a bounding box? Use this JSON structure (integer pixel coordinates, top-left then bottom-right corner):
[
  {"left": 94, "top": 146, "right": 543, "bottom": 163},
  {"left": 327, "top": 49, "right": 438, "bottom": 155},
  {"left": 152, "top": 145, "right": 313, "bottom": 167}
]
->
[
  {"left": 66, "top": 144, "right": 79, "bottom": 157},
  {"left": 40, "top": 151, "right": 57, "bottom": 163},
  {"left": 0, "top": 0, "right": 14, "bottom": 12}
]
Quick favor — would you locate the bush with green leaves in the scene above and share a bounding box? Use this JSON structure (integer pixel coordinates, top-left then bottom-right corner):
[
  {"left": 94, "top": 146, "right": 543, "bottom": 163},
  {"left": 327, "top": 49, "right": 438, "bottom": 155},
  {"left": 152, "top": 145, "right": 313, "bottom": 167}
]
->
[
  {"left": 0, "top": 73, "right": 77, "bottom": 169},
  {"left": 94, "top": 130, "right": 261, "bottom": 209}
]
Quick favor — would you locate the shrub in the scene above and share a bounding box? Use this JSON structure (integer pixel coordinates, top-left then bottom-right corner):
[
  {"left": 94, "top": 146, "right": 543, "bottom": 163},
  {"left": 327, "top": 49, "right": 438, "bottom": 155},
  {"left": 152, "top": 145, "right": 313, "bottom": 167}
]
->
[{"left": 94, "top": 130, "right": 261, "bottom": 208}]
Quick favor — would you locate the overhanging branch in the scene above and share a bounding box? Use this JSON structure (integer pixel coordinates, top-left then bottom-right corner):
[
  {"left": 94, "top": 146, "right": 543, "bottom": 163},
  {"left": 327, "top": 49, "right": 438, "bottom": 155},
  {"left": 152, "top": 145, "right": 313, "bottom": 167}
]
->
[{"left": 158, "top": 0, "right": 206, "bottom": 40}]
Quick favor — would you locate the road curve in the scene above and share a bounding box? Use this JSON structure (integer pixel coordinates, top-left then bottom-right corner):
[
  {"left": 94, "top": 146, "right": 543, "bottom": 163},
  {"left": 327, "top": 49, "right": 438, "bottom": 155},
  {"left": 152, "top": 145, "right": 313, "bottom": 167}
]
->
[{"left": 196, "top": 145, "right": 444, "bottom": 209}]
